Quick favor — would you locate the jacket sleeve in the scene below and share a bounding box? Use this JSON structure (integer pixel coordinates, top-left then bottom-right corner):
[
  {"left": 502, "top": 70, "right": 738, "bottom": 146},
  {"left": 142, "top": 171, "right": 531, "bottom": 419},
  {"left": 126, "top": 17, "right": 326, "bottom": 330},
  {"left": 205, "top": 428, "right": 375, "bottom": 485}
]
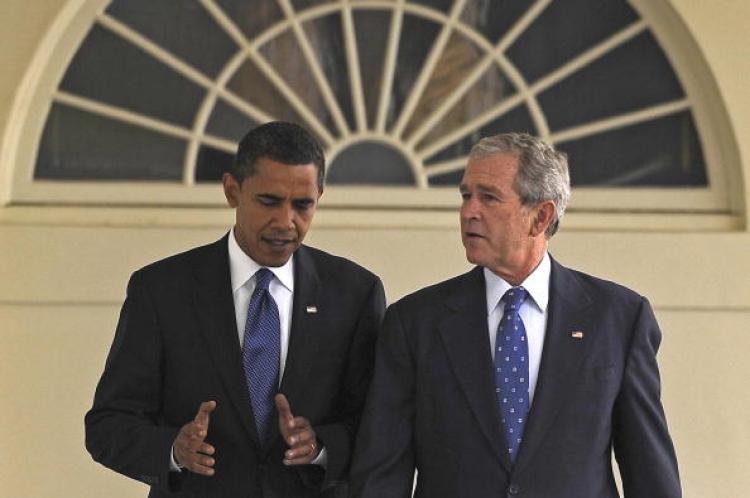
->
[
  {"left": 612, "top": 297, "right": 682, "bottom": 498},
  {"left": 349, "top": 302, "right": 417, "bottom": 498},
  {"left": 84, "top": 270, "right": 181, "bottom": 492}
]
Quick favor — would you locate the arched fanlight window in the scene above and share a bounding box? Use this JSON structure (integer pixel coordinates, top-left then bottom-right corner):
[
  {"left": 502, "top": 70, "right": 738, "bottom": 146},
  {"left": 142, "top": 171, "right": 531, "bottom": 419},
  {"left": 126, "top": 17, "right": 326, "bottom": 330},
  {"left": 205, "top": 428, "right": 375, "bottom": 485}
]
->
[{"left": 8, "top": 0, "right": 742, "bottom": 216}]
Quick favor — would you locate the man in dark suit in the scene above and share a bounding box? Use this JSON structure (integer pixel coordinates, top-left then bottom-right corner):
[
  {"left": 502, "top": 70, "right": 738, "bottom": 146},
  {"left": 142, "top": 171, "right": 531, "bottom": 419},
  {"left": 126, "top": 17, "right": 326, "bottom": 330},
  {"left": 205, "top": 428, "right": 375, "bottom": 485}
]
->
[
  {"left": 86, "top": 121, "right": 386, "bottom": 497},
  {"left": 350, "top": 133, "right": 680, "bottom": 498}
]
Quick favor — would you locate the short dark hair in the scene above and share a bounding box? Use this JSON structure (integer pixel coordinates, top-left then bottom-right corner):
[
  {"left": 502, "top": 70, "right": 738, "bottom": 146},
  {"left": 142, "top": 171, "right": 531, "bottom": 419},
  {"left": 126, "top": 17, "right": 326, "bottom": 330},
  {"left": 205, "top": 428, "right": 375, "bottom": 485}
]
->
[{"left": 231, "top": 121, "right": 326, "bottom": 191}]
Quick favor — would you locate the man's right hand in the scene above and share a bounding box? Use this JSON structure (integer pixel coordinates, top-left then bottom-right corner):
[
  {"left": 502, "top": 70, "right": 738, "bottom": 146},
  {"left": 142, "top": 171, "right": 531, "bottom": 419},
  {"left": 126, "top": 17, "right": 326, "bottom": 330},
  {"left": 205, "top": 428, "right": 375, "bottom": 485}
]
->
[{"left": 174, "top": 400, "right": 217, "bottom": 476}]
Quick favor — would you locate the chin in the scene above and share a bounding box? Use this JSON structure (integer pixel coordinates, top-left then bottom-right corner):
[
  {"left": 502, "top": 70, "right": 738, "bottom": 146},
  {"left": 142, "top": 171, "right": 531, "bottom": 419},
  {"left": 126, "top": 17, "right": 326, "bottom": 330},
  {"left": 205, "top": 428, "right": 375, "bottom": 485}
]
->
[
  {"left": 464, "top": 249, "right": 484, "bottom": 267},
  {"left": 264, "top": 246, "right": 299, "bottom": 266},
  {"left": 264, "top": 255, "right": 292, "bottom": 267}
]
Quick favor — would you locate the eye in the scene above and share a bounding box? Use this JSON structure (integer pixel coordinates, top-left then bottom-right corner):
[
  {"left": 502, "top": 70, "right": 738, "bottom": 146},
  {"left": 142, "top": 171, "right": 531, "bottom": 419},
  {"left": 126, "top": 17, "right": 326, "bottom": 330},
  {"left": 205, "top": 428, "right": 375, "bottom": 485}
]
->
[
  {"left": 293, "top": 199, "right": 315, "bottom": 211},
  {"left": 257, "top": 195, "right": 280, "bottom": 207},
  {"left": 460, "top": 191, "right": 470, "bottom": 201}
]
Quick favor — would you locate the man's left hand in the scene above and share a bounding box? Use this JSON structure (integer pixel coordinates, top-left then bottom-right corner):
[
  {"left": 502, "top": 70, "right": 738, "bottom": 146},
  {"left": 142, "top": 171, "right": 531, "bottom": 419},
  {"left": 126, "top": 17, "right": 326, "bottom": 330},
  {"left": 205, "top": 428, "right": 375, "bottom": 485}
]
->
[{"left": 274, "top": 393, "right": 320, "bottom": 465}]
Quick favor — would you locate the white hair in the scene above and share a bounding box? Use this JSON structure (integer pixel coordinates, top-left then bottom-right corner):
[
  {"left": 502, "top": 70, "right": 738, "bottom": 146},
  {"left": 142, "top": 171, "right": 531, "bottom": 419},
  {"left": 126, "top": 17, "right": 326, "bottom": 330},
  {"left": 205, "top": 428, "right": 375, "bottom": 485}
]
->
[{"left": 469, "top": 133, "right": 571, "bottom": 237}]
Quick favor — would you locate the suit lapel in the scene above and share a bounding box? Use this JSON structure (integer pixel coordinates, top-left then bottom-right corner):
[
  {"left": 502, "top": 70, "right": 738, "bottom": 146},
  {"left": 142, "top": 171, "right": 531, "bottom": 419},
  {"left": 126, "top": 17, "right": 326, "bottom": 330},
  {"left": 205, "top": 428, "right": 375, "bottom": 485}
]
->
[
  {"left": 514, "top": 258, "right": 595, "bottom": 472},
  {"left": 192, "top": 235, "right": 260, "bottom": 445},
  {"left": 273, "top": 246, "right": 323, "bottom": 445},
  {"left": 437, "top": 267, "right": 513, "bottom": 471}
]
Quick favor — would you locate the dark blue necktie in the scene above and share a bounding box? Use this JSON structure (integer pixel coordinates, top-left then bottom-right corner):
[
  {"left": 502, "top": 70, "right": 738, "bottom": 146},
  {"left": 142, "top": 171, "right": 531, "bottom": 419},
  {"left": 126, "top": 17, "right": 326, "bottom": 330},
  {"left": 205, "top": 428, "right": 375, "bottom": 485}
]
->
[
  {"left": 494, "top": 287, "right": 530, "bottom": 462},
  {"left": 242, "top": 268, "right": 281, "bottom": 444}
]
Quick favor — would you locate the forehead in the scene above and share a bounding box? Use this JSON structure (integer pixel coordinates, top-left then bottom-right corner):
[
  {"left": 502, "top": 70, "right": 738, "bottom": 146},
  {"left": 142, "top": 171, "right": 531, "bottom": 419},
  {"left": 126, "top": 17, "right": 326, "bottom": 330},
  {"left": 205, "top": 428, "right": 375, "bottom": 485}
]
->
[
  {"left": 461, "top": 153, "right": 519, "bottom": 189},
  {"left": 244, "top": 157, "right": 319, "bottom": 195}
]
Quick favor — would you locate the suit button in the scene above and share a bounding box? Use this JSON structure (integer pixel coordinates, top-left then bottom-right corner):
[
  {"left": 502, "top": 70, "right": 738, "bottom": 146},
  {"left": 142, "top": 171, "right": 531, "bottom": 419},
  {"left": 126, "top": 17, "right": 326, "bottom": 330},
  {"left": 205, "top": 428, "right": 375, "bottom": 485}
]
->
[{"left": 508, "top": 483, "right": 521, "bottom": 495}]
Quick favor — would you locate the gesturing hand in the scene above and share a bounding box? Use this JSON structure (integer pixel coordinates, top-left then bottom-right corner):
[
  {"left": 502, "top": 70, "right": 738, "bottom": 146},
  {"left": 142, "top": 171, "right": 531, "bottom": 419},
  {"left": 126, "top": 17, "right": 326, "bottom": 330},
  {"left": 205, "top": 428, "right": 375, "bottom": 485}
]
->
[
  {"left": 174, "top": 400, "right": 217, "bottom": 476},
  {"left": 275, "top": 394, "right": 320, "bottom": 465}
]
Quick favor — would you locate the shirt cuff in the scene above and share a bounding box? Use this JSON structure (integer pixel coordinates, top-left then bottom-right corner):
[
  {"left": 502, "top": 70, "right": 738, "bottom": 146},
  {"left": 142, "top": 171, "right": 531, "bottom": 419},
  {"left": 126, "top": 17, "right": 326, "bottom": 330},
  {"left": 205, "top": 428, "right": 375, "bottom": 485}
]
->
[
  {"left": 310, "top": 446, "right": 328, "bottom": 468},
  {"left": 169, "top": 445, "right": 183, "bottom": 472}
]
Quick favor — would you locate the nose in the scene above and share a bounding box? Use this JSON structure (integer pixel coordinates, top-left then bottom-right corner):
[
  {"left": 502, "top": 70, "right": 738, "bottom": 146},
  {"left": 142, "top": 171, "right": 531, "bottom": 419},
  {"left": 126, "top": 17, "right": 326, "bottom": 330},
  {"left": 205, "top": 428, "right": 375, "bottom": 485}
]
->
[
  {"left": 461, "top": 195, "right": 480, "bottom": 221},
  {"left": 274, "top": 203, "right": 296, "bottom": 230}
]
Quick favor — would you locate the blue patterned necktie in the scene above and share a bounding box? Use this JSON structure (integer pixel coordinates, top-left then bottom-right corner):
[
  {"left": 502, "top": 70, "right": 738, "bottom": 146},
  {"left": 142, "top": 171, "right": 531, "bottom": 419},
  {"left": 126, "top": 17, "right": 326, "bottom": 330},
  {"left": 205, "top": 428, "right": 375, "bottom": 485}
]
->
[
  {"left": 242, "top": 268, "right": 281, "bottom": 444},
  {"left": 494, "top": 287, "right": 530, "bottom": 462}
]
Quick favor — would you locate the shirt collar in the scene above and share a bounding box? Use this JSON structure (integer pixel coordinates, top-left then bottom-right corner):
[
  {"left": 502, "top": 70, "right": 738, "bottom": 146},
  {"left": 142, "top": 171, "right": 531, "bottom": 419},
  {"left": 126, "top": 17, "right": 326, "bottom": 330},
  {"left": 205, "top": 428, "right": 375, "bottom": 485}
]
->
[
  {"left": 484, "top": 252, "right": 551, "bottom": 315},
  {"left": 228, "top": 228, "right": 294, "bottom": 293}
]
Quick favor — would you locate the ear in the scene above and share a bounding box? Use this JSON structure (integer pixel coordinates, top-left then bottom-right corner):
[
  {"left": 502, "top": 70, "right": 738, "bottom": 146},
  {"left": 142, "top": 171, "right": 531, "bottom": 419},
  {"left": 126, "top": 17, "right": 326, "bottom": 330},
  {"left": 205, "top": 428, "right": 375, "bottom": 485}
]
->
[
  {"left": 529, "top": 200, "right": 556, "bottom": 237},
  {"left": 222, "top": 173, "right": 241, "bottom": 208}
]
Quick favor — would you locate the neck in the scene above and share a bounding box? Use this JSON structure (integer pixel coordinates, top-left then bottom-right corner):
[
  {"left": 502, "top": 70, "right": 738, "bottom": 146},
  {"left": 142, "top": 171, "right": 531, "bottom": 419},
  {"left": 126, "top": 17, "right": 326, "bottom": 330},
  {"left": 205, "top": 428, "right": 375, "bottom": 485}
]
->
[{"left": 493, "top": 245, "right": 547, "bottom": 286}]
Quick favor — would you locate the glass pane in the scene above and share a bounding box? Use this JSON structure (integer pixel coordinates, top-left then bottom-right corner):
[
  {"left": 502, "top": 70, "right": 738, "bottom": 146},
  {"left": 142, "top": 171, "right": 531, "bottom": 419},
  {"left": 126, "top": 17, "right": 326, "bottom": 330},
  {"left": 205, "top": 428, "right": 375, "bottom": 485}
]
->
[
  {"left": 404, "top": 32, "right": 481, "bottom": 139},
  {"left": 389, "top": 14, "right": 442, "bottom": 129},
  {"left": 302, "top": 13, "right": 355, "bottom": 130},
  {"left": 291, "top": 0, "right": 336, "bottom": 11},
  {"left": 424, "top": 103, "right": 534, "bottom": 171},
  {"left": 226, "top": 59, "right": 316, "bottom": 138},
  {"left": 460, "top": 0, "right": 531, "bottom": 45},
  {"left": 206, "top": 98, "right": 259, "bottom": 142},
  {"left": 406, "top": 33, "right": 515, "bottom": 143},
  {"left": 410, "top": 0, "right": 453, "bottom": 14},
  {"left": 35, "top": 104, "right": 185, "bottom": 180},
  {"left": 558, "top": 111, "right": 707, "bottom": 186},
  {"left": 538, "top": 31, "right": 685, "bottom": 131},
  {"left": 476, "top": 102, "right": 535, "bottom": 137},
  {"left": 507, "top": 0, "right": 639, "bottom": 83},
  {"left": 328, "top": 142, "right": 415, "bottom": 185},
  {"left": 215, "top": 0, "right": 285, "bottom": 39},
  {"left": 106, "top": 0, "right": 237, "bottom": 78},
  {"left": 60, "top": 24, "right": 205, "bottom": 127},
  {"left": 258, "top": 30, "right": 338, "bottom": 137},
  {"left": 417, "top": 66, "right": 517, "bottom": 152},
  {"left": 428, "top": 169, "right": 464, "bottom": 187},
  {"left": 353, "top": 10, "right": 391, "bottom": 129},
  {"left": 195, "top": 146, "right": 234, "bottom": 183}
]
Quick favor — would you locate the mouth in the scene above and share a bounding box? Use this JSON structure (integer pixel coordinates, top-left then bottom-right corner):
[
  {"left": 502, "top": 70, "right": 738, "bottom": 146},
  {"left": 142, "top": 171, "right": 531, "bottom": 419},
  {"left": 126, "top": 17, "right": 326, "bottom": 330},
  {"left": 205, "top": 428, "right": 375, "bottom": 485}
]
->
[
  {"left": 464, "top": 231, "right": 485, "bottom": 240},
  {"left": 261, "top": 235, "right": 297, "bottom": 248}
]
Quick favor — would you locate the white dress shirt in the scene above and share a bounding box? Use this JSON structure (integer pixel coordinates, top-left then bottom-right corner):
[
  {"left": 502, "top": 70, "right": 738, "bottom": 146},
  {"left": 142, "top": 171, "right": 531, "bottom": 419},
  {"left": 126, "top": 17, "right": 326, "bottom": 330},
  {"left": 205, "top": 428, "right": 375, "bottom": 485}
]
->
[{"left": 484, "top": 252, "right": 551, "bottom": 404}]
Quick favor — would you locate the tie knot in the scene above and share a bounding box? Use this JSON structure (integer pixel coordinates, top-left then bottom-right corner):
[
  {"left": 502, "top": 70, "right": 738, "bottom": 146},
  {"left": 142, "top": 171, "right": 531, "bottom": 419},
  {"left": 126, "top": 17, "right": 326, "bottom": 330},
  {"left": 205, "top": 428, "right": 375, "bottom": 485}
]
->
[
  {"left": 254, "top": 268, "right": 274, "bottom": 291},
  {"left": 502, "top": 287, "right": 528, "bottom": 309}
]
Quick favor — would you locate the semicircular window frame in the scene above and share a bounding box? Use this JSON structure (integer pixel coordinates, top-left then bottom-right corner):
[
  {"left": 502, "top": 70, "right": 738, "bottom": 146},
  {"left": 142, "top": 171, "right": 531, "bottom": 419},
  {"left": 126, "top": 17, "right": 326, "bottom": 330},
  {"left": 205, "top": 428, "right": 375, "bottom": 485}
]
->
[{"left": 7, "top": 0, "right": 743, "bottom": 217}]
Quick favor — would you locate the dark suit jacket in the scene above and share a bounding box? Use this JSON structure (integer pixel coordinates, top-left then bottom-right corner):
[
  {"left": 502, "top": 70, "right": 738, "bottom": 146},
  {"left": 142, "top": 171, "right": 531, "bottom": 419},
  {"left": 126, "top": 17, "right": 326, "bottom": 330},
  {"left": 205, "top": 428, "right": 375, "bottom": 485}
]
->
[
  {"left": 86, "top": 235, "right": 386, "bottom": 497},
  {"left": 351, "top": 257, "right": 680, "bottom": 498}
]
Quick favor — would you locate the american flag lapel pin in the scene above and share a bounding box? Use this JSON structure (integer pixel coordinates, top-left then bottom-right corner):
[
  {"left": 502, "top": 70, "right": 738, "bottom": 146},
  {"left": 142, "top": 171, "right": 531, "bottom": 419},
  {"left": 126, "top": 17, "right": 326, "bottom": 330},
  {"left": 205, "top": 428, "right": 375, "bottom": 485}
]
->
[
  {"left": 306, "top": 305, "right": 318, "bottom": 314},
  {"left": 571, "top": 330, "right": 584, "bottom": 339}
]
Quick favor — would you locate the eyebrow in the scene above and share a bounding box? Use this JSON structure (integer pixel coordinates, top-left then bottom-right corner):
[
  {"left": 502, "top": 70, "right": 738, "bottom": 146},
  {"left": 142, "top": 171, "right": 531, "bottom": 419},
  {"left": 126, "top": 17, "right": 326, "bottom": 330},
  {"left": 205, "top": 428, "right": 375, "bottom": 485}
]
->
[
  {"left": 460, "top": 183, "right": 502, "bottom": 195},
  {"left": 256, "top": 192, "right": 316, "bottom": 203}
]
